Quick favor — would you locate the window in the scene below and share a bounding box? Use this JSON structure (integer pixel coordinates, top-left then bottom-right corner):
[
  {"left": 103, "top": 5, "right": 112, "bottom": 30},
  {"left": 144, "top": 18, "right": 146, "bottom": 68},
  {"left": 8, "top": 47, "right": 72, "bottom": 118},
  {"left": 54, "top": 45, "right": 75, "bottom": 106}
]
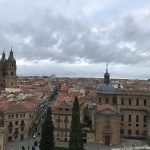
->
[
  {"left": 65, "top": 109, "right": 69, "bottom": 111},
  {"left": 121, "top": 115, "right": 124, "bottom": 121},
  {"left": 21, "top": 120, "right": 24, "bottom": 124},
  {"left": 15, "top": 128, "right": 18, "bottom": 134},
  {"left": 0, "top": 83, "right": 3, "bottom": 87},
  {"left": 9, "top": 122, "right": 12, "bottom": 126},
  {"left": 136, "top": 99, "right": 139, "bottom": 105},
  {"left": 143, "top": 124, "right": 146, "bottom": 128},
  {"left": 21, "top": 127, "right": 24, "bottom": 131},
  {"left": 11, "top": 72, "right": 13, "bottom": 75},
  {"left": 99, "top": 97, "right": 101, "bottom": 103},
  {"left": 136, "top": 130, "right": 139, "bottom": 135},
  {"left": 8, "top": 136, "right": 12, "bottom": 142},
  {"left": 9, "top": 129, "right": 12, "bottom": 133},
  {"left": 120, "top": 129, "right": 124, "bottom": 134},
  {"left": 15, "top": 135, "right": 18, "bottom": 139},
  {"left": 59, "top": 108, "right": 62, "bottom": 111},
  {"left": 136, "top": 115, "right": 139, "bottom": 122},
  {"left": 128, "top": 130, "right": 131, "bottom": 135},
  {"left": 129, "top": 99, "right": 131, "bottom": 105},
  {"left": 113, "top": 96, "right": 117, "bottom": 105},
  {"left": 121, "top": 98, "right": 124, "bottom": 105},
  {"left": 144, "top": 116, "right": 146, "bottom": 123},
  {"left": 15, "top": 121, "right": 18, "bottom": 125},
  {"left": 16, "top": 114, "right": 18, "bottom": 118},
  {"left": 128, "top": 123, "right": 131, "bottom": 126},
  {"left": 11, "top": 82, "right": 13, "bottom": 86},
  {"left": 105, "top": 97, "right": 108, "bottom": 103},
  {"left": 144, "top": 100, "right": 147, "bottom": 106},
  {"left": 136, "top": 124, "right": 139, "bottom": 127},
  {"left": 128, "top": 115, "right": 131, "bottom": 122},
  {"left": 121, "top": 123, "right": 124, "bottom": 126}
]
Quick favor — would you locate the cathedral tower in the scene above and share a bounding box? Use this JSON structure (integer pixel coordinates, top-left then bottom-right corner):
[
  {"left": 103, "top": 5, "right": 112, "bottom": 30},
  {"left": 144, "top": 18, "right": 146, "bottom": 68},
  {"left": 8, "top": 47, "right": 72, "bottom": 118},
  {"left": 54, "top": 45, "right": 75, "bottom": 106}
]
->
[{"left": 0, "top": 48, "right": 17, "bottom": 89}]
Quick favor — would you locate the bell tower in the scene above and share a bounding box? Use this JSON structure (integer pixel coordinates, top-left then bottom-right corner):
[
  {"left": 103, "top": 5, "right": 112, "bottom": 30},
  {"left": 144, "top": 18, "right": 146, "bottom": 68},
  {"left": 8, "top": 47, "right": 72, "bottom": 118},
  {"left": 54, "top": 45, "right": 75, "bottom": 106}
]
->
[{"left": 5, "top": 48, "right": 17, "bottom": 88}]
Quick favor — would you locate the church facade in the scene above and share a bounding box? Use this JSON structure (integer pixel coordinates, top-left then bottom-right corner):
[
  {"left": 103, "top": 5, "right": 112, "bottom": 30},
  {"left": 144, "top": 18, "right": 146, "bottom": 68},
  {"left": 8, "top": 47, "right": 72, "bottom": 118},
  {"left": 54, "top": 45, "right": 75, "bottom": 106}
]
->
[
  {"left": 0, "top": 49, "right": 17, "bottom": 89},
  {"left": 91, "top": 68, "right": 150, "bottom": 145}
]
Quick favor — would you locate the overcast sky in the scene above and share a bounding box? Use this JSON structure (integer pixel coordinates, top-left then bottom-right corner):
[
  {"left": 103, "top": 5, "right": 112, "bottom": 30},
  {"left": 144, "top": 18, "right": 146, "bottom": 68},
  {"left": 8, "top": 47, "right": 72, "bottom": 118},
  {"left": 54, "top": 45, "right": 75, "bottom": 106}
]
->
[{"left": 0, "top": 0, "right": 150, "bottom": 79}]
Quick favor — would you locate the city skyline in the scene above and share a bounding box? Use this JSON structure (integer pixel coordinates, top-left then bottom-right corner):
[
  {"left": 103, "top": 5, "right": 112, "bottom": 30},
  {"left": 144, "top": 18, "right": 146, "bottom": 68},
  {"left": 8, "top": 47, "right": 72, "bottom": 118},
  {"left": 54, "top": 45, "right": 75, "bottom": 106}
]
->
[{"left": 0, "top": 0, "right": 150, "bottom": 79}]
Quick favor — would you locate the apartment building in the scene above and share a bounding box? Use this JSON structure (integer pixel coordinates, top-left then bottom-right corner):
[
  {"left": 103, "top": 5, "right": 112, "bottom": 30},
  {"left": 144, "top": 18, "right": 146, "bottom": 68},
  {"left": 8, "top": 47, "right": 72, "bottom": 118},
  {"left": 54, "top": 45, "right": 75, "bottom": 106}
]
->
[{"left": 0, "top": 127, "right": 7, "bottom": 150}]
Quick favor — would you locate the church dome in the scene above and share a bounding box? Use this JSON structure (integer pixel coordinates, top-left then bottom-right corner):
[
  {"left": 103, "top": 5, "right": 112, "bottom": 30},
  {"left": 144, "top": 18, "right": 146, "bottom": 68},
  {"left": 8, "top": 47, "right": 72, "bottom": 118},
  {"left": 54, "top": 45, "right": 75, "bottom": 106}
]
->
[
  {"left": 97, "top": 65, "right": 116, "bottom": 94},
  {"left": 104, "top": 72, "right": 110, "bottom": 77},
  {"left": 97, "top": 83, "right": 116, "bottom": 94}
]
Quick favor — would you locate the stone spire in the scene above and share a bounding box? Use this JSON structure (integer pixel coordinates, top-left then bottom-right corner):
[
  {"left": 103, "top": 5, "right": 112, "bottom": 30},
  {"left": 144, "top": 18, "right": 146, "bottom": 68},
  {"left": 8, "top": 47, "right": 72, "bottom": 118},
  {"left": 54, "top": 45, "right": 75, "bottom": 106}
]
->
[
  {"left": 1, "top": 49, "right": 7, "bottom": 61},
  {"left": 8, "top": 47, "right": 15, "bottom": 61}
]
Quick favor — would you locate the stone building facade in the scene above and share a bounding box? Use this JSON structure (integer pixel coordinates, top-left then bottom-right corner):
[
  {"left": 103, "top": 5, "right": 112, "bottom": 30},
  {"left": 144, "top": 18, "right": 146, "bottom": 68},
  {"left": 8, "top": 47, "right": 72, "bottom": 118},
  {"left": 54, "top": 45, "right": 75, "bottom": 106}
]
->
[
  {"left": 91, "top": 68, "right": 150, "bottom": 145},
  {"left": 0, "top": 94, "right": 50, "bottom": 142},
  {"left": 0, "top": 49, "right": 17, "bottom": 89},
  {"left": 52, "top": 101, "right": 72, "bottom": 142},
  {"left": 0, "top": 127, "right": 7, "bottom": 150},
  {"left": 51, "top": 68, "right": 150, "bottom": 146}
]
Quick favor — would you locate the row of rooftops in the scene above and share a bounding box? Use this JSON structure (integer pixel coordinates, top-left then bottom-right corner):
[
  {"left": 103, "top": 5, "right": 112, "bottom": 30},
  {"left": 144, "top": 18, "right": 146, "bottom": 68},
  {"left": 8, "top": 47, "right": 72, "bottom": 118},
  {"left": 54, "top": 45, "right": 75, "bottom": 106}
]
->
[
  {"left": 51, "top": 69, "right": 150, "bottom": 114},
  {"left": 0, "top": 90, "right": 48, "bottom": 113},
  {"left": 1, "top": 69, "right": 150, "bottom": 113},
  {"left": 0, "top": 77, "right": 54, "bottom": 113}
]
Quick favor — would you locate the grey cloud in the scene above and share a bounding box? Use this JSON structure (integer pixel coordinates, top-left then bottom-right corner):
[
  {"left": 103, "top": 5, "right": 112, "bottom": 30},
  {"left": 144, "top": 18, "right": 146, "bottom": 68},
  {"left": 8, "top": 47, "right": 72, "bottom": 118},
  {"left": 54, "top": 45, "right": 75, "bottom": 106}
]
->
[{"left": 0, "top": 2, "right": 150, "bottom": 66}]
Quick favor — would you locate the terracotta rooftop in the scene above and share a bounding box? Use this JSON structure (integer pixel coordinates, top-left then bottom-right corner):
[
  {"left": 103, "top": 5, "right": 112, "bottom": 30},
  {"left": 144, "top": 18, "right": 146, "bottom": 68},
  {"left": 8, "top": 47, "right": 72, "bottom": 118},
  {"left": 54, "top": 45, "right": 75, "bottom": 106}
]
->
[
  {"left": 0, "top": 95, "right": 42, "bottom": 113},
  {"left": 0, "top": 102, "right": 30, "bottom": 113}
]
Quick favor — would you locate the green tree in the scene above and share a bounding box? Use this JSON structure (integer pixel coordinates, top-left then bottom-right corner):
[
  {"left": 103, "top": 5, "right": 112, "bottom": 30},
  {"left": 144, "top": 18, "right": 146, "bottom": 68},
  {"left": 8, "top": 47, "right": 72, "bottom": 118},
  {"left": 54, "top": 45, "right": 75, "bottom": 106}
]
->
[
  {"left": 69, "top": 96, "right": 84, "bottom": 150},
  {"left": 40, "top": 106, "right": 54, "bottom": 150}
]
